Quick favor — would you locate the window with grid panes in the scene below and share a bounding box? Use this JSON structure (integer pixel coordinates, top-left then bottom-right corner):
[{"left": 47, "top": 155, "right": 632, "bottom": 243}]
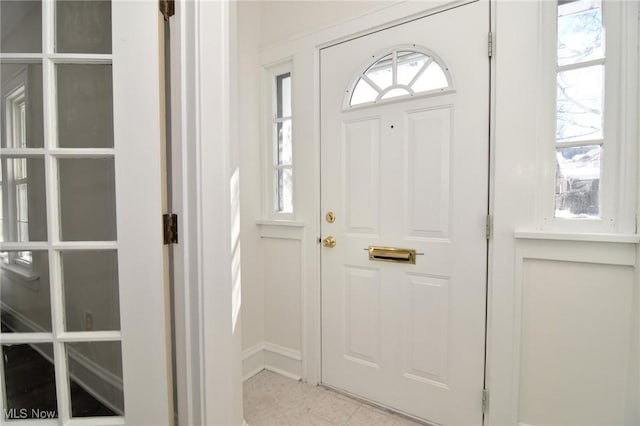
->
[
  {"left": 272, "top": 70, "right": 293, "bottom": 215},
  {"left": 0, "top": 0, "right": 124, "bottom": 421},
  {"left": 554, "top": 0, "right": 605, "bottom": 219}
]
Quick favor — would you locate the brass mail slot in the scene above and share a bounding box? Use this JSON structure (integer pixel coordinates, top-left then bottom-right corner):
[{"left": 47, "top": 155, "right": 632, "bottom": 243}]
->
[{"left": 368, "top": 246, "right": 416, "bottom": 264}]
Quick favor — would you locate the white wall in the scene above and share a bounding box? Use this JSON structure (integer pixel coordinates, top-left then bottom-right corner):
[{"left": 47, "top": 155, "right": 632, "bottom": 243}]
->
[
  {"left": 238, "top": 1, "right": 640, "bottom": 424},
  {"left": 488, "top": 1, "right": 639, "bottom": 425},
  {"left": 259, "top": 1, "right": 396, "bottom": 47},
  {"left": 240, "top": 0, "right": 407, "bottom": 383},
  {"left": 238, "top": 0, "right": 265, "bottom": 369},
  {"left": 0, "top": 1, "right": 41, "bottom": 53},
  {"left": 1, "top": 252, "right": 52, "bottom": 332},
  {"left": 263, "top": 239, "right": 301, "bottom": 352},
  {"left": 262, "top": 238, "right": 302, "bottom": 377},
  {"left": 519, "top": 258, "right": 633, "bottom": 426}
]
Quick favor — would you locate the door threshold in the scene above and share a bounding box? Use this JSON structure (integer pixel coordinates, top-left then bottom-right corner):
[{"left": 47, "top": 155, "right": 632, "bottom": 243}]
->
[{"left": 319, "top": 382, "right": 440, "bottom": 426}]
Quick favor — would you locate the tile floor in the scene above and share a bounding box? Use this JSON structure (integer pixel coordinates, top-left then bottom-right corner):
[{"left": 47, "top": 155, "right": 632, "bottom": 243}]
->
[{"left": 243, "top": 370, "right": 425, "bottom": 426}]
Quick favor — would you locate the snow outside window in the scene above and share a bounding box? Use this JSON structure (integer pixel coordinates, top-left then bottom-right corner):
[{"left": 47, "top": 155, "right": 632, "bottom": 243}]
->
[
  {"left": 540, "top": 0, "right": 638, "bottom": 234},
  {"left": 554, "top": 0, "right": 605, "bottom": 219}
]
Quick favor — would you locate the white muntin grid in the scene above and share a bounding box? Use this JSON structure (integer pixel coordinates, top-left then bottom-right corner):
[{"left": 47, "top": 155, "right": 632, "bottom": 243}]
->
[{"left": 0, "top": 1, "right": 124, "bottom": 424}]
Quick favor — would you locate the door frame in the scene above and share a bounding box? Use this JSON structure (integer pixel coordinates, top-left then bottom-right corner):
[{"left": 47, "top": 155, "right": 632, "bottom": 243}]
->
[
  {"left": 168, "top": 1, "right": 244, "bottom": 425},
  {"left": 256, "top": 0, "right": 496, "bottom": 418}
]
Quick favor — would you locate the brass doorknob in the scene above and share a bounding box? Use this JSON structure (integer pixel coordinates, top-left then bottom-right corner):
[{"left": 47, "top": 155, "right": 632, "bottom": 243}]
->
[{"left": 322, "top": 236, "right": 336, "bottom": 248}]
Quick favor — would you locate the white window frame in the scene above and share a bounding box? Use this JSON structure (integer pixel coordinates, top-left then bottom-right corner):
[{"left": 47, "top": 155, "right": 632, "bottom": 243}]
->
[
  {"left": 536, "top": 0, "right": 638, "bottom": 234},
  {"left": 262, "top": 60, "right": 295, "bottom": 220},
  {"left": 344, "top": 45, "right": 454, "bottom": 109},
  {"left": 1, "top": 67, "right": 33, "bottom": 268}
]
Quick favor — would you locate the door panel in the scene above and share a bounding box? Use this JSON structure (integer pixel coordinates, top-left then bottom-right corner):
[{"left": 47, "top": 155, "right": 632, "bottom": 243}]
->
[
  {"left": 320, "top": 2, "right": 489, "bottom": 424},
  {"left": 344, "top": 266, "right": 380, "bottom": 367},
  {"left": 404, "top": 273, "right": 450, "bottom": 387},
  {"left": 344, "top": 118, "right": 380, "bottom": 234},
  {"left": 0, "top": 1, "right": 171, "bottom": 424},
  {"left": 407, "top": 107, "right": 451, "bottom": 238}
]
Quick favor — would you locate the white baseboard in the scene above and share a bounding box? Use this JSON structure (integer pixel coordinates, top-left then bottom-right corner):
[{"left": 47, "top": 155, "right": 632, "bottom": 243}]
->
[
  {"left": 242, "top": 343, "right": 265, "bottom": 381},
  {"left": 263, "top": 364, "right": 301, "bottom": 381},
  {"left": 264, "top": 342, "right": 302, "bottom": 361},
  {"left": 264, "top": 342, "right": 302, "bottom": 380},
  {"left": 242, "top": 341, "right": 302, "bottom": 382},
  {"left": 67, "top": 347, "right": 124, "bottom": 415},
  {"left": 1, "top": 303, "right": 124, "bottom": 415},
  {"left": 1, "top": 302, "right": 48, "bottom": 334}
]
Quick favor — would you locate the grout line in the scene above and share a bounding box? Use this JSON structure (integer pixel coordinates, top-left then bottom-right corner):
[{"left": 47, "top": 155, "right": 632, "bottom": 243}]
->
[
  {"left": 342, "top": 401, "right": 361, "bottom": 425},
  {"left": 244, "top": 370, "right": 428, "bottom": 426}
]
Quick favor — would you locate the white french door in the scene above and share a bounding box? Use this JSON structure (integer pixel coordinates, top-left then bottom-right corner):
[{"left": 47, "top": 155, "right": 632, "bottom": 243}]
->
[
  {"left": 0, "top": 1, "right": 172, "bottom": 424},
  {"left": 320, "top": 1, "right": 489, "bottom": 424}
]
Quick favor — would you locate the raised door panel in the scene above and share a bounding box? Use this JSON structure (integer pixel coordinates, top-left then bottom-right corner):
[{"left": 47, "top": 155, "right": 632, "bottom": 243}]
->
[
  {"left": 403, "top": 273, "right": 450, "bottom": 388},
  {"left": 406, "top": 107, "right": 451, "bottom": 239},
  {"left": 344, "top": 266, "right": 381, "bottom": 368},
  {"left": 344, "top": 118, "right": 380, "bottom": 235}
]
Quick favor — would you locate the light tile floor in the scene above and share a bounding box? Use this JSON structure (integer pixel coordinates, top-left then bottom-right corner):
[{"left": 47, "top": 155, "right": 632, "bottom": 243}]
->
[{"left": 243, "top": 370, "right": 425, "bottom": 426}]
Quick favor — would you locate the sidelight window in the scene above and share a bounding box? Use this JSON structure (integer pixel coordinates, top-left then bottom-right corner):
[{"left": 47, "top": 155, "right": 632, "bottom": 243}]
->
[
  {"left": 275, "top": 72, "right": 292, "bottom": 213},
  {"left": 541, "top": 0, "right": 637, "bottom": 232},
  {"left": 265, "top": 62, "right": 294, "bottom": 217},
  {"left": 554, "top": 0, "right": 604, "bottom": 219}
]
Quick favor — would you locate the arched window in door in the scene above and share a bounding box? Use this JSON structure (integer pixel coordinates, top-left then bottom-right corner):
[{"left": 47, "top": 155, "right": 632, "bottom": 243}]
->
[{"left": 346, "top": 46, "right": 453, "bottom": 107}]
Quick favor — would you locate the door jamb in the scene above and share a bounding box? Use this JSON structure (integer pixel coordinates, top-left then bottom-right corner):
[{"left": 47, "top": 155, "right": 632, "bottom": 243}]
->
[{"left": 169, "top": 1, "right": 244, "bottom": 425}]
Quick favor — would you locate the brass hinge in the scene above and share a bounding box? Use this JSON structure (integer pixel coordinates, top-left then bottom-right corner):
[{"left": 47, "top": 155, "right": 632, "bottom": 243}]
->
[
  {"left": 482, "top": 389, "right": 489, "bottom": 414},
  {"left": 160, "top": 0, "right": 175, "bottom": 21},
  {"left": 488, "top": 31, "right": 494, "bottom": 58},
  {"left": 486, "top": 214, "right": 493, "bottom": 240},
  {"left": 163, "top": 214, "right": 178, "bottom": 245}
]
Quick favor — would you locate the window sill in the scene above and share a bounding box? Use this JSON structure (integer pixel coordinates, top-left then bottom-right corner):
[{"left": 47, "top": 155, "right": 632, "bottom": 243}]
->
[
  {"left": 514, "top": 230, "right": 640, "bottom": 244},
  {"left": 257, "top": 220, "right": 306, "bottom": 240},
  {"left": 1, "top": 262, "right": 40, "bottom": 290}
]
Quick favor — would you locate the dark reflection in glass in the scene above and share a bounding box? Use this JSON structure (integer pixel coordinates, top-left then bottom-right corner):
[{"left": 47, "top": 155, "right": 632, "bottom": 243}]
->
[
  {"left": 0, "top": 157, "right": 47, "bottom": 242},
  {"left": 57, "top": 64, "right": 114, "bottom": 148},
  {"left": 56, "top": 0, "right": 112, "bottom": 54},
  {"left": 2, "top": 343, "right": 58, "bottom": 420},
  {"left": 0, "top": 63, "right": 44, "bottom": 148},
  {"left": 62, "top": 251, "right": 120, "bottom": 332},
  {"left": 0, "top": 251, "right": 52, "bottom": 333},
  {"left": 0, "top": 1, "right": 42, "bottom": 53},
  {"left": 67, "top": 341, "right": 123, "bottom": 417},
  {"left": 59, "top": 158, "right": 116, "bottom": 241}
]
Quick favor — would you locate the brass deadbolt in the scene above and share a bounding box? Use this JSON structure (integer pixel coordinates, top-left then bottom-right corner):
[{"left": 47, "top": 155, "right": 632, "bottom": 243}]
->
[{"left": 326, "top": 211, "right": 336, "bottom": 223}]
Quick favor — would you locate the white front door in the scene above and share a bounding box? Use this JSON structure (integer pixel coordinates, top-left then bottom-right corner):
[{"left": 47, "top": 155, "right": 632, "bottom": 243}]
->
[
  {"left": 0, "top": 1, "right": 172, "bottom": 424},
  {"left": 320, "top": 2, "right": 489, "bottom": 424}
]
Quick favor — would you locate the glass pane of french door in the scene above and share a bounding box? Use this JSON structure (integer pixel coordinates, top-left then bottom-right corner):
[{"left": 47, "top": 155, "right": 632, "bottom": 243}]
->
[{"left": 0, "top": 0, "right": 125, "bottom": 422}]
